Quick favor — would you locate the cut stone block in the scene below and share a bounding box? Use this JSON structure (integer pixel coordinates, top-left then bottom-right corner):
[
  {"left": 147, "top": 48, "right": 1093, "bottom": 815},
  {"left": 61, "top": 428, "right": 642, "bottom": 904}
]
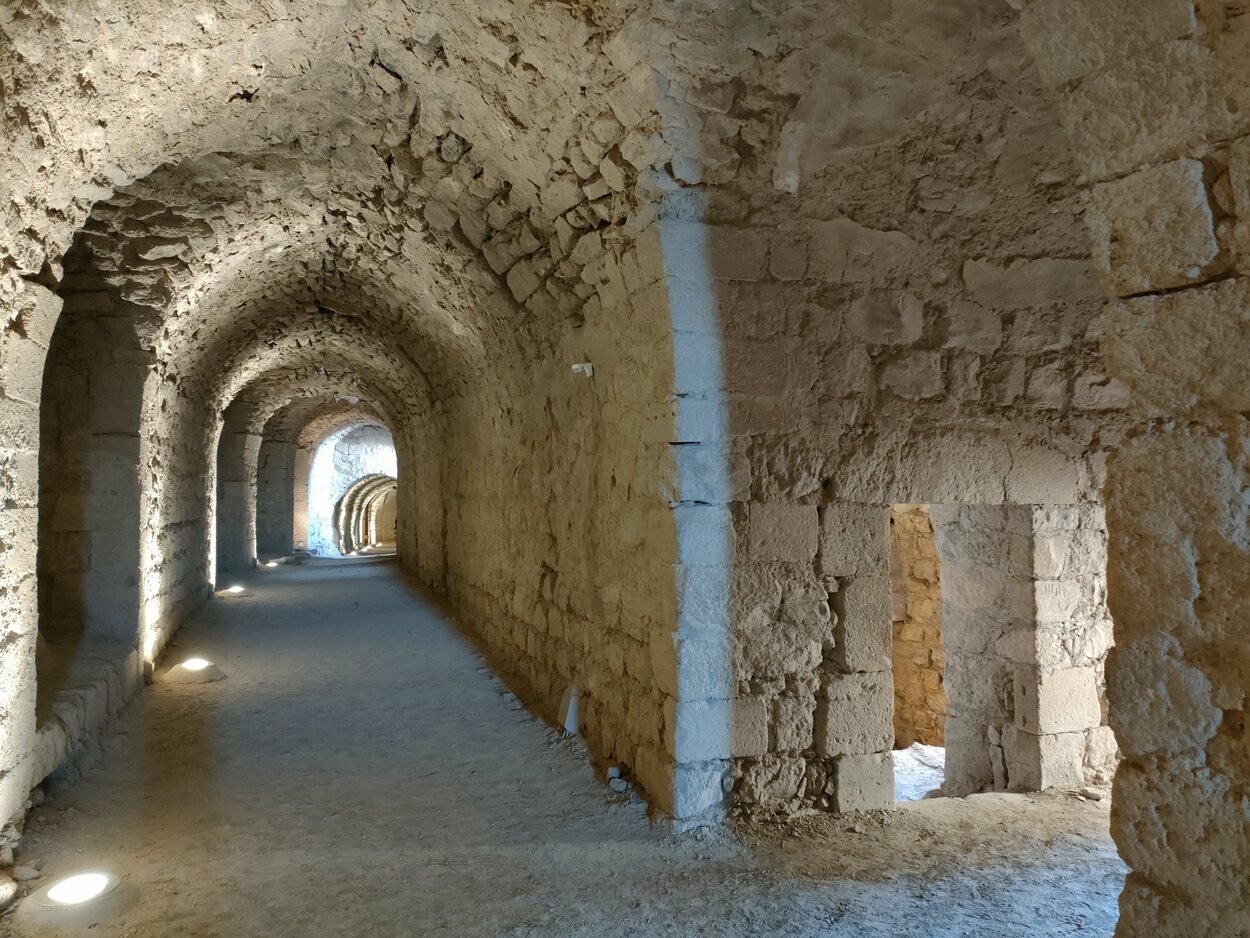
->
[
  {"left": 819, "top": 504, "right": 889, "bottom": 577},
  {"left": 747, "top": 503, "right": 818, "bottom": 562},
  {"left": 1088, "top": 158, "right": 1222, "bottom": 296},
  {"left": 815, "top": 672, "right": 893, "bottom": 757},
  {"left": 833, "top": 576, "right": 891, "bottom": 673},
  {"left": 1015, "top": 667, "right": 1102, "bottom": 735},
  {"left": 834, "top": 752, "right": 894, "bottom": 812}
]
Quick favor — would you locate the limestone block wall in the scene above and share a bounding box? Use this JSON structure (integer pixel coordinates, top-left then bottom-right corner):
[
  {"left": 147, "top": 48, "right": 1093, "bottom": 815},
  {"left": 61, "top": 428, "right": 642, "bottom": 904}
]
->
[
  {"left": 215, "top": 427, "right": 262, "bottom": 576},
  {"left": 308, "top": 426, "right": 396, "bottom": 556},
  {"left": 1016, "top": 3, "right": 1250, "bottom": 927},
  {"left": 933, "top": 504, "right": 1113, "bottom": 796},
  {"left": 656, "top": 1, "right": 1131, "bottom": 816},
  {"left": 1, "top": 0, "right": 1205, "bottom": 847},
  {"left": 439, "top": 228, "right": 684, "bottom": 816},
  {"left": 889, "top": 506, "right": 945, "bottom": 748},
  {"left": 0, "top": 0, "right": 687, "bottom": 828}
]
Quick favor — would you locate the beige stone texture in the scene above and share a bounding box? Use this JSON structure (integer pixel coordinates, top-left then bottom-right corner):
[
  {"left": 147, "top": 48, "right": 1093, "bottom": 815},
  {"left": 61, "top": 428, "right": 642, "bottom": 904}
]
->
[
  {"left": 1087, "top": 158, "right": 1224, "bottom": 296},
  {"left": 889, "top": 506, "right": 947, "bottom": 748}
]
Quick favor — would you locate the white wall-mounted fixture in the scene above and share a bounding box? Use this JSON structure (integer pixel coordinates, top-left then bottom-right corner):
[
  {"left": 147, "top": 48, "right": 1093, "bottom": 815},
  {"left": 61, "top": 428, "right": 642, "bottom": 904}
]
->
[
  {"left": 559, "top": 685, "right": 580, "bottom": 736},
  {"left": 571, "top": 362, "right": 594, "bottom": 378}
]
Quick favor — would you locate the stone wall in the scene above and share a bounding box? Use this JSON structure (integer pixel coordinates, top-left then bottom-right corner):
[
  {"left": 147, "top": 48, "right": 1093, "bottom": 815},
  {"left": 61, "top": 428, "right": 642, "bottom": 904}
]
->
[
  {"left": 665, "top": 1, "right": 1129, "bottom": 817},
  {"left": 890, "top": 506, "right": 945, "bottom": 748},
  {"left": 1016, "top": 3, "right": 1250, "bottom": 929},
  {"left": 933, "top": 503, "right": 1114, "bottom": 796},
  {"left": 309, "top": 425, "right": 396, "bottom": 556}
]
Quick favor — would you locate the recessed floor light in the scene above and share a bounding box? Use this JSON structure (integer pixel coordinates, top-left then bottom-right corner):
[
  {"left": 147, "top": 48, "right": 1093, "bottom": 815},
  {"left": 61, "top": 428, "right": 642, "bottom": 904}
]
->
[
  {"left": 18, "top": 870, "right": 127, "bottom": 930},
  {"left": 47, "top": 872, "right": 111, "bottom": 905},
  {"left": 160, "top": 658, "right": 225, "bottom": 685}
]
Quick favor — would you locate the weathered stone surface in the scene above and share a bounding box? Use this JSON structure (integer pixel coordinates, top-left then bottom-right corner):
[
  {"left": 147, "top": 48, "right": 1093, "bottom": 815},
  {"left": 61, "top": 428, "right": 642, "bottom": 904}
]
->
[
  {"left": 1015, "top": 667, "right": 1102, "bottom": 736},
  {"left": 833, "top": 752, "right": 894, "bottom": 812},
  {"left": 815, "top": 672, "right": 893, "bottom": 758},
  {"left": 0, "top": 0, "right": 1140, "bottom": 862},
  {"left": 1088, "top": 158, "right": 1223, "bottom": 296}
]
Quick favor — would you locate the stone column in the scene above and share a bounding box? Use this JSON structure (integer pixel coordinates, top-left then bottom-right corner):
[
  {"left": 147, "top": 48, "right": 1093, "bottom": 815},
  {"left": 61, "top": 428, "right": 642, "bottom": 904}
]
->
[
  {"left": 255, "top": 436, "right": 295, "bottom": 556},
  {"left": 291, "top": 444, "right": 312, "bottom": 551},
  {"left": 933, "top": 503, "right": 1110, "bottom": 795},
  {"left": 215, "top": 429, "right": 262, "bottom": 576},
  {"left": 814, "top": 502, "right": 895, "bottom": 812}
]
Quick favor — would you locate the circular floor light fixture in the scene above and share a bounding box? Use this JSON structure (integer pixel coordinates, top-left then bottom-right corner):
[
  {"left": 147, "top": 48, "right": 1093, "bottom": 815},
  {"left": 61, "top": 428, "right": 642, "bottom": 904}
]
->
[
  {"left": 159, "top": 657, "right": 226, "bottom": 685},
  {"left": 17, "top": 870, "right": 128, "bottom": 930},
  {"left": 47, "top": 872, "right": 111, "bottom": 905},
  {"left": 226, "top": 584, "right": 245, "bottom": 593},
  {"left": 265, "top": 561, "right": 280, "bottom": 568}
]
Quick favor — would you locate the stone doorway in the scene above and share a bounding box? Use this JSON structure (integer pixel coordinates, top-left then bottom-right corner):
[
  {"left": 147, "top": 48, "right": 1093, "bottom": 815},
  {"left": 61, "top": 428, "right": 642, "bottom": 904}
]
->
[{"left": 888, "top": 503, "right": 1116, "bottom": 803}]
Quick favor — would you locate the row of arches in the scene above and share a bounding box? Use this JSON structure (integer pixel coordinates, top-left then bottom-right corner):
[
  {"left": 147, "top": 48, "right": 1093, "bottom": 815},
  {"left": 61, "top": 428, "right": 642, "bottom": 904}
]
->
[{"left": 334, "top": 474, "right": 399, "bottom": 556}]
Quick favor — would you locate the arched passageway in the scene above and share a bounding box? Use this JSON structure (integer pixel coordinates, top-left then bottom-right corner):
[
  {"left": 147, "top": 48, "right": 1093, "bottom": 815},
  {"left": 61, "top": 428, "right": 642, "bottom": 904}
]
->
[
  {"left": 1, "top": 0, "right": 1244, "bottom": 932},
  {"left": 306, "top": 424, "right": 397, "bottom": 557},
  {"left": 333, "top": 474, "right": 398, "bottom": 555}
]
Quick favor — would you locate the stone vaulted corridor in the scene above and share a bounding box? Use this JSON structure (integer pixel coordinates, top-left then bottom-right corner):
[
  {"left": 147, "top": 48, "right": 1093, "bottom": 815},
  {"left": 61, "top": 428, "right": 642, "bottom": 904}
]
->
[
  {"left": 4, "top": 0, "right": 1250, "bottom": 934},
  {"left": 8, "top": 557, "right": 1121, "bottom": 937}
]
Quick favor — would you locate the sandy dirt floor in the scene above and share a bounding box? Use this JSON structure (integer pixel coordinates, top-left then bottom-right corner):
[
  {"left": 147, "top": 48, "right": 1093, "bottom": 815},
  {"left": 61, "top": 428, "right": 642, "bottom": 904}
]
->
[{"left": 2, "top": 558, "right": 1123, "bottom": 937}]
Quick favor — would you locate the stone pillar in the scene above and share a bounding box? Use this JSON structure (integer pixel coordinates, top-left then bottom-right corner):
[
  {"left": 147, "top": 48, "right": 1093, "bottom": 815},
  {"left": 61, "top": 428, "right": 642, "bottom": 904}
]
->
[
  {"left": 40, "top": 322, "right": 150, "bottom": 651},
  {"left": 215, "top": 429, "right": 262, "bottom": 576},
  {"left": 933, "top": 503, "right": 1110, "bottom": 795},
  {"left": 292, "top": 444, "right": 312, "bottom": 551},
  {"left": 815, "top": 502, "right": 895, "bottom": 812},
  {"left": 255, "top": 436, "right": 295, "bottom": 556}
]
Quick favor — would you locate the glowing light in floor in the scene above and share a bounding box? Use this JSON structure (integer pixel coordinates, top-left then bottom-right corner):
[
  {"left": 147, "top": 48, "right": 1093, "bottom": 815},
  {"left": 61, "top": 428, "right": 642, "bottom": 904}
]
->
[
  {"left": 47, "top": 873, "right": 111, "bottom": 905},
  {"left": 226, "top": 585, "right": 245, "bottom": 593},
  {"left": 265, "top": 561, "right": 279, "bottom": 567},
  {"left": 181, "top": 658, "right": 211, "bottom": 671}
]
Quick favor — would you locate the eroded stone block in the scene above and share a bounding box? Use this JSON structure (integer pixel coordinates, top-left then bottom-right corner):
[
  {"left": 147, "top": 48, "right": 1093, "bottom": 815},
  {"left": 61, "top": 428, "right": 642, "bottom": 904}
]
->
[
  {"left": 1015, "top": 666, "right": 1102, "bottom": 735},
  {"left": 815, "top": 672, "right": 892, "bottom": 757},
  {"left": 833, "top": 752, "right": 893, "bottom": 812},
  {"left": 1088, "top": 158, "right": 1223, "bottom": 295}
]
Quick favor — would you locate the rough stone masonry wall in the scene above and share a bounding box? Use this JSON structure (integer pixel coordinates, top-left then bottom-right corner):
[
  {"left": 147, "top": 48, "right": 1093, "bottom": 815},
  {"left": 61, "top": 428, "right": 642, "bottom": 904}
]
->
[
  {"left": 1016, "top": 2, "right": 1250, "bottom": 931},
  {"left": 0, "top": 0, "right": 1158, "bottom": 839},
  {"left": 651, "top": 0, "right": 1131, "bottom": 817},
  {"left": 442, "top": 227, "right": 684, "bottom": 816},
  {"left": 890, "top": 506, "right": 944, "bottom": 748},
  {"left": 310, "top": 425, "right": 396, "bottom": 556},
  {"left": 255, "top": 436, "right": 296, "bottom": 557},
  {"left": 0, "top": 0, "right": 697, "bottom": 828}
]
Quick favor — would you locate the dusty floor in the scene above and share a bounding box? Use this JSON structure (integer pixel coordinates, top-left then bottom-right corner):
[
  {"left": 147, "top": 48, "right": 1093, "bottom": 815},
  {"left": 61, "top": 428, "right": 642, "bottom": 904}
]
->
[{"left": 3, "top": 559, "right": 1124, "bottom": 937}]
